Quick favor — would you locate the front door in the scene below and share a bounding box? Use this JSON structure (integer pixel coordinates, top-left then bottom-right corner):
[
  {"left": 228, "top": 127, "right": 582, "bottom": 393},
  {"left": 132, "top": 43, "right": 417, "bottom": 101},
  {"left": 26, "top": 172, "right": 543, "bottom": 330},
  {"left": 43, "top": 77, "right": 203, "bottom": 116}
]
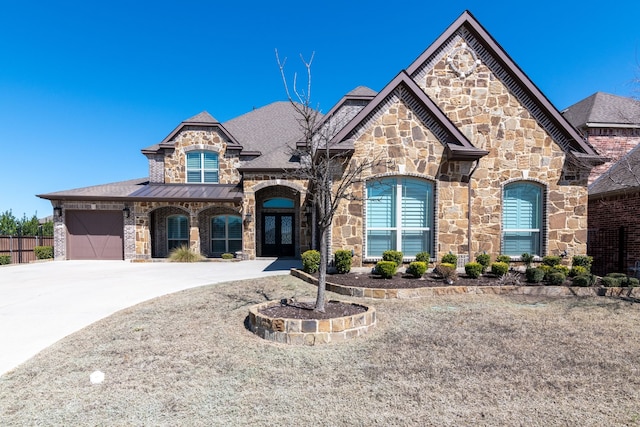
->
[{"left": 262, "top": 213, "right": 294, "bottom": 257}]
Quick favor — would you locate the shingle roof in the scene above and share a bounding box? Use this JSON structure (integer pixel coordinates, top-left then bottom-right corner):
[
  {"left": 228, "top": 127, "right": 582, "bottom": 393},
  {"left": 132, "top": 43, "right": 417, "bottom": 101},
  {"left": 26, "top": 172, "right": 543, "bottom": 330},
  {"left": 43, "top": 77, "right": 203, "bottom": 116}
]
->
[
  {"left": 562, "top": 92, "right": 640, "bottom": 128},
  {"left": 37, "top": 178, "right": 243, "bottom": 202},
  {"left": 589, "top": 143, "right": 640, "bottom": 195},
  {"left": 223, "top": 101, "right": 309, "bottom": 153}
]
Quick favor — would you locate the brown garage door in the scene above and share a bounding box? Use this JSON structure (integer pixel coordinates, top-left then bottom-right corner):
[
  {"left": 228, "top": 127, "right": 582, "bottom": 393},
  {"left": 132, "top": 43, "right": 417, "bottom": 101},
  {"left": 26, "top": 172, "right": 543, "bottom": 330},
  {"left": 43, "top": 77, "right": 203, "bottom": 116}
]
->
[{"left": 66, "top": 210, "right": 124, "bottom": 260}]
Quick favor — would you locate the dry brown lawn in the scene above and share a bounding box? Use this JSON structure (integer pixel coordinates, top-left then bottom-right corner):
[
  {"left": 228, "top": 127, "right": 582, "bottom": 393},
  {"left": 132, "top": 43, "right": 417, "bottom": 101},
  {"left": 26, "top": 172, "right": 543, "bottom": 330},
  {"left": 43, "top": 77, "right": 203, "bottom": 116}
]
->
[{"left": 1, "top": 275, "right": 639, "bottom": 426}]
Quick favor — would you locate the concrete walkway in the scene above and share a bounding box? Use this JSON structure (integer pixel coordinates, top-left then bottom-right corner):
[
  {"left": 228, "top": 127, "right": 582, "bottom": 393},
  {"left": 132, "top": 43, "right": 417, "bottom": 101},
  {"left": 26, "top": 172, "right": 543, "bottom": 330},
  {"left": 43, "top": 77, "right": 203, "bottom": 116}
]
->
[{"left": 0, "top": 259, "right": 300, "bottom": 376}]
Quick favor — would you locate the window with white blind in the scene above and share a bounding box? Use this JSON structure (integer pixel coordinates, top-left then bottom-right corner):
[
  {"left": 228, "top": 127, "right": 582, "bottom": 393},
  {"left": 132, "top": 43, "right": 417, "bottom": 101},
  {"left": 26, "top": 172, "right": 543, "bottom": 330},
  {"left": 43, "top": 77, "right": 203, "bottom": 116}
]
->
[
  {"left": 186, "top": 151, "right": 219, "bottom": 183},
  {"left": 502, "top": 182, "right": 543, "bottom": 256},
  {"left": 167, "top": 215, "right": 189, "bottom": 251},
  {"left": 366, "top": 177, "right": 433, "bottom": 258},
  {"left": 211, "top": 215, "right": 242, "bottom": 254}
]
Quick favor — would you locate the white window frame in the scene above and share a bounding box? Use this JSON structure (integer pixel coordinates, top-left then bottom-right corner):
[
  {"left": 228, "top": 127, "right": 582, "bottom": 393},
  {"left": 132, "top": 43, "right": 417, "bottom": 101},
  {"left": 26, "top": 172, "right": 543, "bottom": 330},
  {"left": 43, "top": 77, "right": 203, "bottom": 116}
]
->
[
  {"left": 186, "top": 151, "right": 219, "bottom": 183},
  {"left": 365, "top": 177, "right": 433, "bottom": 259}
]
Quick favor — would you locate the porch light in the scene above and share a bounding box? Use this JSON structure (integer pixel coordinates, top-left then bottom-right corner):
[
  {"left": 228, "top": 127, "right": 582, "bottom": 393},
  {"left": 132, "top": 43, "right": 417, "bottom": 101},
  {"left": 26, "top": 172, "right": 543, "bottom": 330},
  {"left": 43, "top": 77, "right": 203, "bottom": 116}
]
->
[
  {"left": 123, "top": 206, "right": 131, "bottom": 218},
  {"left": 53, "top": 207, "right": 62, "bottom": 218}
]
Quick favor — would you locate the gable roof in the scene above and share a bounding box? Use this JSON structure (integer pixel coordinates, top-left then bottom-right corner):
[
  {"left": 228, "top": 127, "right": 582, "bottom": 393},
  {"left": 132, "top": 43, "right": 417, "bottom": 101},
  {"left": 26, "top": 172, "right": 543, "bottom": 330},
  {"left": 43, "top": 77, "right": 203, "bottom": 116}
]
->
[
  {"left": 405, "top": 10, "right": 602, "bottom": 163},
  {"left": 330, "top": 71, "right": 488, "bottom": 160},
  {"left": 589, "top": 143, "right": 640, "bottom": 196},
  {"left": 562, "top": 92, "right": 640, "bottom": 129},
  {"left": 142, "top": 111, "right": 242, "bottom": 154}
]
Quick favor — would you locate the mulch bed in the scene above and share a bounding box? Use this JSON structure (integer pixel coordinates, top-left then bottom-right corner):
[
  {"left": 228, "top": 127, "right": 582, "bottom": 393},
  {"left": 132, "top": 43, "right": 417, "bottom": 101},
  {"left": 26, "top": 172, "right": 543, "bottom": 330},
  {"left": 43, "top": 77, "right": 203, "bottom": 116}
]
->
[
  {"left": 317, "top": 271, "right": 513, "bottom": 289},
  {"left": 259, "top": 299, "right": 367, "bottom": 320}
]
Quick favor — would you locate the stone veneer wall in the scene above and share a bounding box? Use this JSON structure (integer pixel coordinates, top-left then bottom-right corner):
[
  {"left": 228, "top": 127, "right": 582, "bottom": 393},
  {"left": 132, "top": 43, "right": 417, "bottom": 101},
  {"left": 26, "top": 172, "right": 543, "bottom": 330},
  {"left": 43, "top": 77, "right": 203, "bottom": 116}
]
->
[
  {"left": 331, "top": 34, "right": 590, "bottom": 266},
  {"left": 163, "top": 128, "right": 241, "bottom": 184},
  {"left": 133, "top": 200, "right": 241, "bottom": 259}
]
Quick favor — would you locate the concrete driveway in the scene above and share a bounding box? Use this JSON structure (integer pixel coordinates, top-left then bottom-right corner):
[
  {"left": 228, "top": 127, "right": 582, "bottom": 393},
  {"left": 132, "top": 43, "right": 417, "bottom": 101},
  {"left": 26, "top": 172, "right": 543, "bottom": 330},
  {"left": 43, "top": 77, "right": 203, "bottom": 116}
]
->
[{"left": 0, "top": 258, "right": 300, "bottom": 376}]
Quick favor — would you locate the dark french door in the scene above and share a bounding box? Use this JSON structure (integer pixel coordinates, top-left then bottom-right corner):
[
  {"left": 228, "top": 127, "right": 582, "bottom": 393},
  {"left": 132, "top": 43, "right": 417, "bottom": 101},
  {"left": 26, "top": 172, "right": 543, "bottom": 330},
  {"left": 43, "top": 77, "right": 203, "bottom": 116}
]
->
[{"left": 262, "top": 213, "right": 294, "bottom": 257}]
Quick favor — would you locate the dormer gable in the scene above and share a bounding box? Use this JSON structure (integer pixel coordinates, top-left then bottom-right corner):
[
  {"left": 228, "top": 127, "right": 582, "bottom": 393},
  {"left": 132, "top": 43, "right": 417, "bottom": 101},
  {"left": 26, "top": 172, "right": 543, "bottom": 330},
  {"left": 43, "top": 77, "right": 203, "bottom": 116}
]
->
[
  {"left": 142, "top": 111, "right": 243, "bottom": 184},
  {"left": 405, "top": 10, "right": 603, "bottom": 166},
  {"left": 329, "top": 71, "right": 488, "bottom": 161}
]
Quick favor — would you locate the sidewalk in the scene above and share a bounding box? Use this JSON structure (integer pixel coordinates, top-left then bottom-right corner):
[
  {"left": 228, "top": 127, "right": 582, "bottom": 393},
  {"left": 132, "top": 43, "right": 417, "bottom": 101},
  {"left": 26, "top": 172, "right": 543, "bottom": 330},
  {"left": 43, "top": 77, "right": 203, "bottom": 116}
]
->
[{"left": 0, "top": 259, "right": 300, "bottom": 375}]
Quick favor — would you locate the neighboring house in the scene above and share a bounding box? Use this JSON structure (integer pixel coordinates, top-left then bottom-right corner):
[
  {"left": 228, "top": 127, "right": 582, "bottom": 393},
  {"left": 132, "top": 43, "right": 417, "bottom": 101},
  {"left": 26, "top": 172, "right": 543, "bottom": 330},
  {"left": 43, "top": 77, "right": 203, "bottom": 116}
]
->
[
  {"left": 562, "top": 92, "right": 640, "bottom": 275},
  {"left": 562, "top": 92, "right": 640, "bottom": 184},
  {"left": 587, "top": 144, "right": 640, "bottom": 276},
  {"left": 38, "top": 11, "right": 604, "bottom": 264}
]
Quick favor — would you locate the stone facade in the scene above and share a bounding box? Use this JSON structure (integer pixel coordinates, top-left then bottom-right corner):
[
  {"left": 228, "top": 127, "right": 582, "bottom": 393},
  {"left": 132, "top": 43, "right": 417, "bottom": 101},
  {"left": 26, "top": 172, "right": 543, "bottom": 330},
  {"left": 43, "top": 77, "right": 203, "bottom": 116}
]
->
[
  {"left": 43, "top": 12, "right": 600, "bottom": 264},
  {"left": 163, "top": 128, "right": 241, "bottom": 184},
  {"left": 330, "top": 32, "right": 591, "bottom": 266}
]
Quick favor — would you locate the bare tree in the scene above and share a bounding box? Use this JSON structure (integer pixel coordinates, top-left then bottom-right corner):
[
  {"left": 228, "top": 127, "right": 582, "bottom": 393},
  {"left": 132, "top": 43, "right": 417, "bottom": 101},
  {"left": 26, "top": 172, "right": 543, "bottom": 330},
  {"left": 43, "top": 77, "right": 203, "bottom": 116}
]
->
[{"left": 276, "top": 50, "right": 383, "bottom": 312}]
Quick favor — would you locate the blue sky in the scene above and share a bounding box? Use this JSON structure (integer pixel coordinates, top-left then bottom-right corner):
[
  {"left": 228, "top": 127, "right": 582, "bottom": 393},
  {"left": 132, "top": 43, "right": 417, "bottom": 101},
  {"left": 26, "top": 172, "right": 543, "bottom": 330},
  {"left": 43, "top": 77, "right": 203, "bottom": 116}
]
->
[{"left": 1, "top": 0, "right": 639, "bottom": 218}]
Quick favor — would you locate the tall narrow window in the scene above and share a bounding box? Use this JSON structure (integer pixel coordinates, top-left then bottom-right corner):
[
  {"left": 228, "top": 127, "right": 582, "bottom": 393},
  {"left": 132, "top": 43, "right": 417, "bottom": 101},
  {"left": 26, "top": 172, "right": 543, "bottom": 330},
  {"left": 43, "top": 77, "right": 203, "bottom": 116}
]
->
[
  {"left": 167, "top": 215, "right": 189, "bottom": 251},
  {"left": 212, "top": 215, "right": 242, "bottom": 254},
  {"left": 502, "top": 182, "right": 543, "bottom": 256},
  {"left": 186, "top": 151, "right": 219, "bottom": 183},
  {"left": 366, "top": 177, "right": 433, "bottom": 258}
]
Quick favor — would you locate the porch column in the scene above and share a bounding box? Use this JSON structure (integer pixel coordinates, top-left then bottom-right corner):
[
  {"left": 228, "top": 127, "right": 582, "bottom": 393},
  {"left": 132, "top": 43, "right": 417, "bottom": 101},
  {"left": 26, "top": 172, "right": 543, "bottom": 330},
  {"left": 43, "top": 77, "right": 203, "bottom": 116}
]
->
[{"left": 190, "top": 213, "right": 200, "bottom": 253}]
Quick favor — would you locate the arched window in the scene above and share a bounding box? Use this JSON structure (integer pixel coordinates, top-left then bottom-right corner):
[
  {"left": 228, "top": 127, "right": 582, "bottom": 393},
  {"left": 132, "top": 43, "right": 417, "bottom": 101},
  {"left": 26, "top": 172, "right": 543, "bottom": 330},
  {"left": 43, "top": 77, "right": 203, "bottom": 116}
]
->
[
  {"left": 212, "top": 215, "right": 242, "bottom": 254},
  {"left": 502, "top": 182, "right": 543, "bottom": 256},
  {"left": 186, "top": 151, "right": 219, "bottom": 183},
  {"left": 263, "top": 198, "right": 294, "bottom": 209},
  {"left": 167, "top": 215, "right": 189, "bottom": 251},
  {"left": 366, "top": 177, "right": 434, "bottom": 258}
]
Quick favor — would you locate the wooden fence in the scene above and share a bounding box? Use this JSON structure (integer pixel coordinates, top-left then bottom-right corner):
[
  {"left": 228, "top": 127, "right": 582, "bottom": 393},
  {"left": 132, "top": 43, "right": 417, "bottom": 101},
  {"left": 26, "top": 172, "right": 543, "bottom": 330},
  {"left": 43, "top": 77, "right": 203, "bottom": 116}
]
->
[{"left": 0, "top": 235, "right": 54, "bottom": 264}]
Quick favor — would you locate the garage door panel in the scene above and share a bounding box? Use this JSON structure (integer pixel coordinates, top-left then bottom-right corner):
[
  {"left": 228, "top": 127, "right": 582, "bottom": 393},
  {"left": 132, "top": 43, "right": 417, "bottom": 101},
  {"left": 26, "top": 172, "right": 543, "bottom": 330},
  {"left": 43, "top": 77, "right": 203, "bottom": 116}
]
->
[{"left": 66, "top": 211, "right": 124, "bottom": 260}]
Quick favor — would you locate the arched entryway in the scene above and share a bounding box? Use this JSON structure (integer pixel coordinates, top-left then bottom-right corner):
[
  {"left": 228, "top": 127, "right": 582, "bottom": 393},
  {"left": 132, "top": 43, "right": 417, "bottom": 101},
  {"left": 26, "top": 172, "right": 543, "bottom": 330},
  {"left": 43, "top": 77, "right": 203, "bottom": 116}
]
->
[{"left": 255, "top": 186, "right": 300, "bottom": 257}]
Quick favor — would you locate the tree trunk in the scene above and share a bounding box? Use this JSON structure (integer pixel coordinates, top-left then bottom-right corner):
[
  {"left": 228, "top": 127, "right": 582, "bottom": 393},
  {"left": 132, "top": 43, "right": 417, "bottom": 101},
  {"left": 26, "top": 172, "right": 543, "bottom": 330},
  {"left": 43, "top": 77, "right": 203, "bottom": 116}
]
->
[{"left": 316, "top": 227, "right": 327, "bottom": 312}]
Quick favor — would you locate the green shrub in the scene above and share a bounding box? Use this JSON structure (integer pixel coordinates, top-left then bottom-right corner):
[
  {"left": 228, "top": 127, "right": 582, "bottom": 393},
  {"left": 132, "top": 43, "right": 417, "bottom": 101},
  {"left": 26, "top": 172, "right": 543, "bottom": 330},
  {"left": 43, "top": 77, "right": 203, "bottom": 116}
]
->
[
  {"left": 606, "top": 272, "right": 627, "bottom": 279},
  {"left": 302, "top": 250, "right": 321, "bottom": 274},
  {"left": 375, "top": 260, "right": 397, "bottom": 279},
  {"left": 572, "top": 275, "right": 593, "bottom": 287},
  {"left": 569, "top": 265, "right": 588, "bottom": 277},
  {"left": 542, "top": 255, "right": 562, "bottom": 267},
  {"left": 434, "top": 263, "right": 458, "bottom": 283},
  {"left": 406, "top": 261, "right": 427, "bottom": 278},
  {"left": 601, "top": 276, "right": 620, "bottom": 287},
  {"left": 414, "top": 252, "right": 430, "bottom": 263},
  {"left": 34, "top": 246, "right": 53, "bottom": 260},
  {"left": 0, "top": 255, "right": 10, "bottom": 265},
  {"left": 496, "top": 255, "right": 511, "bottom": 264},
  {"left": 525, "top": 267, "right": 545, "bottom": 283},
  {"left": 334, "top": 250, "right": 353, "bottom": 274},
  {"left": 553, "top": 265, "right": 570, "bottom": 277},
  {"left": 538, "top": 264, "right": 553, "bottom": 281},
  {"left": 547, "top": 271, "right": 567, "bottom": 286},
  {"left": 520, "top": 252, "right": 535, "bottom": 268},
  {"left": 624, "top": 277, "right": 640, "bottom": 287},
  {"left": 441, "top": 253, "right": 457, "bottom": 265},
  {"left": 464, "top": 262, "right": 483, "bottom": 279},
  {"left": 572, "top": 255, "right": 593, "bottom": 271},
  {"left": 221, "top": 253, "right": 234, "bottom": 259},
  {"left": 491, "top": 261, "right": 509, "bottom": 277},
  {"left": 382, "top": 250, "right": 403, "bottom": 266},
  {"left": 169, "top": 246, "right": 203, "bottom": 262},
  {"left": 476, "top": 253, "right": 491, "bottom": 272}
]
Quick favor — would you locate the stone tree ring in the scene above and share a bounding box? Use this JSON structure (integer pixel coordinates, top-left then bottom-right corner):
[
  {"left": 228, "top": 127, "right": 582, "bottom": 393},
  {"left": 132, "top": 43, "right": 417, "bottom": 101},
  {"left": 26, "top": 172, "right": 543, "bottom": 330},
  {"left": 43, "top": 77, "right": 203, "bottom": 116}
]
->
[{"left": 447, "top": 43, "right": 481, "bottom": 78}]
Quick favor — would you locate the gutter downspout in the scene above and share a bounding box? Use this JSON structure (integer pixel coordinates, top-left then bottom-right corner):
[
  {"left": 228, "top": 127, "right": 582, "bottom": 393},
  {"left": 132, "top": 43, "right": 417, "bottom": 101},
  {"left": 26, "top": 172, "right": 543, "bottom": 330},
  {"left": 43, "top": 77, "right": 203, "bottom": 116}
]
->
[{"left": 467, "top": 160, "right": 480, "bottom": 264}]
